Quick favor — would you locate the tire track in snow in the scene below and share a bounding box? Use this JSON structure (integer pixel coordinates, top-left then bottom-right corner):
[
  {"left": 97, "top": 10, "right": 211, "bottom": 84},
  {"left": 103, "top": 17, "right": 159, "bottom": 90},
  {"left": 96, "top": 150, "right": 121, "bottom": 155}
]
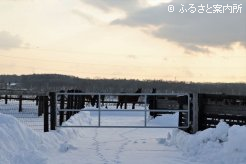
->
[{"left": 92, "top": 128, "right": 109, "bottom": 164}]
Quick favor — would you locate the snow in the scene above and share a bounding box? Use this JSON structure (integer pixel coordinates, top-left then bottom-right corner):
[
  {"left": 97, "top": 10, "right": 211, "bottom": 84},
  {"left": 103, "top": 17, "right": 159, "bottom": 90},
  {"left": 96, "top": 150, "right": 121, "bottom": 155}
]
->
[
  {"left": 166, "top": 121, "right": 246, "bottom": 164},
  {"left": 0, "top": 109, "right": 246, "bottom": 164},
  {"left": 0, "top": 114, "right": 46, "bottom": 164}
]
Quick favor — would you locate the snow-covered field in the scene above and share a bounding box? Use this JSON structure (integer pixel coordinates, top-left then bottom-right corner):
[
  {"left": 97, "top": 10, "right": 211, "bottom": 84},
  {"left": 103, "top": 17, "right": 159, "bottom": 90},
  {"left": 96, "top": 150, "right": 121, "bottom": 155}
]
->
[{"left": 0, "top": 103, "right": 246, "bottom": 164}]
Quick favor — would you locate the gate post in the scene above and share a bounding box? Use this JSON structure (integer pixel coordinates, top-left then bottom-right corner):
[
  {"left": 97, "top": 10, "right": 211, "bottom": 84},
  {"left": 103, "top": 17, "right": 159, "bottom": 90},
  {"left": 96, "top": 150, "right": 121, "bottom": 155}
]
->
[
  {"left": 43, "top": 96, "right": 49, "bottom": 132},
  {"left": 38, "top": 96, "right": 43, "bottom": 116},
  {"left": 66, "top": 91, "right": 70, "bottom": 120},
  {"left": 59, "top": 91, "right": 65, "bottom": 126},
  {"left": 19, "top": 95, "right": 22, "bottom": 112},
  {"left": 5, "top": 95, "right": 8, "bottom": 104},
  {"left": 191, "top": 93, "right": 199, "bottom": 133},
  {"left": 50, "top": 92, "right": 57, "bottom": 130},
  {"left": 198, "top": 94, "right": 205, "bottom": 131},
  {"left": 35, "top": 96, "right": 39, "bottom": 106},
  {"left": 178, "top": 94, "right": 191, "bottom": 133}
]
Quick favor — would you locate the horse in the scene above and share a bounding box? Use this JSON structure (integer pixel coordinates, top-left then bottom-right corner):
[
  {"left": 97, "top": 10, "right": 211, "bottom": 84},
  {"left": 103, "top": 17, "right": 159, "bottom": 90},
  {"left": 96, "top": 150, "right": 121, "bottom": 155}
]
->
[
  {"left": 116, "top": 88, "right": 142, "bottom": 109},
  {"left": 91, "top": 95, "right": 105, "bottom": 108},
  {"left": 65, "top": 89, "right": 93, "bottom": 109},
  {"left": 147, "top": 88, "right": 158, "bottom": 118}
]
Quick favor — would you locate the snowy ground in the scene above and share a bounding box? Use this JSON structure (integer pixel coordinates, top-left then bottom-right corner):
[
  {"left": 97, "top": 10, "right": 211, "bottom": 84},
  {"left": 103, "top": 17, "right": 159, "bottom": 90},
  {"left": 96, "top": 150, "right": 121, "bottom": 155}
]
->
[{"left": 0, "top": 102, "right": 246, "bottom": 164}]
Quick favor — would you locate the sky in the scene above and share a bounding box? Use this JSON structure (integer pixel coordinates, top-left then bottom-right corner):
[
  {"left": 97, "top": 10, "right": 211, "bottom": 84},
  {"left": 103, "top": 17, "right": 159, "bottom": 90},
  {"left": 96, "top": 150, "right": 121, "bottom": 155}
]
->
[{"left": 0, "top": 0, "right": 245, "bottom": 82}]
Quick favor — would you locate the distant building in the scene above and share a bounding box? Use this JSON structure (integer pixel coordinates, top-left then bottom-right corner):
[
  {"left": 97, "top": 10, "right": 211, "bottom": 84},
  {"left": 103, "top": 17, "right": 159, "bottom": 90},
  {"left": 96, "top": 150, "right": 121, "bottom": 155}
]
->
[{"left": 6, "top": 82, "right": 19, "bottom": 89}]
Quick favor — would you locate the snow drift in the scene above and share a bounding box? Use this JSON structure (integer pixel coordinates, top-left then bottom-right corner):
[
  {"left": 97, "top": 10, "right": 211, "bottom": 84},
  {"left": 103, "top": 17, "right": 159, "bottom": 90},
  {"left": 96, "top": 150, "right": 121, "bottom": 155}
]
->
[
  {"left": 0, "top": 112, "right": 92, "bottom": 164},
  {"left": 0, "top": 113, "right": 47, "bottom": 164},
  {"left": 166, "top": 121, "right": 246, "bottom": 164}
]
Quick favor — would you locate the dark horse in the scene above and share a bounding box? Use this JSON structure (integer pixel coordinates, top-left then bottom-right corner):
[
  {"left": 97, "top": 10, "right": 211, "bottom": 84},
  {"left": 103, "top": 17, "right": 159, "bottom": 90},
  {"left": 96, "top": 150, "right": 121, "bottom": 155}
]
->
[
  {"left": 117, "top": 88, "right": 142, "bottom": 109},
  {"left": 64, "top": 89, "right": 93, "bottom": 109},
  {"left": 91, "top": 95, "right": 105, "bottom": 108},
  {"left": 148, "top": 88, "right": 158, "bottom": 118}
]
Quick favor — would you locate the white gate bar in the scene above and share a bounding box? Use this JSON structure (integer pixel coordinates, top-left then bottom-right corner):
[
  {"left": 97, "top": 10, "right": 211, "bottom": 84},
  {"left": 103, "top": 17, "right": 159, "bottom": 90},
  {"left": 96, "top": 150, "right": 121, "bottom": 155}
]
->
[{"left": 55, "top": 92, "right": 191, "bottom": 129}]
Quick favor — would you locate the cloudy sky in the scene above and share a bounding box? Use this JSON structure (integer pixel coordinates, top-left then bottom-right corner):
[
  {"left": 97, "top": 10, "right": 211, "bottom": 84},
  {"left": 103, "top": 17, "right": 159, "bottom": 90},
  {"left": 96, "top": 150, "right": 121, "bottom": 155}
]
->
[{"left": 0, "top": 0, "right": 245, "bottom": 82}]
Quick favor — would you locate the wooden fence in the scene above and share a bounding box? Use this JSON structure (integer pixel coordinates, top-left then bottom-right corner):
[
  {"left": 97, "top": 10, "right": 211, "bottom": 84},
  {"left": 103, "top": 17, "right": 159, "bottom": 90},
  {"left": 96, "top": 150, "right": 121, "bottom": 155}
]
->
[
  {"left": 196, "top": 94, "right": 246, "bottom": 131},
  {"left": 0, "top": 95, "right": 38, "bottom": 112},
  {"left": 1, "top": 90, "right": 246, "bottom": 133}
]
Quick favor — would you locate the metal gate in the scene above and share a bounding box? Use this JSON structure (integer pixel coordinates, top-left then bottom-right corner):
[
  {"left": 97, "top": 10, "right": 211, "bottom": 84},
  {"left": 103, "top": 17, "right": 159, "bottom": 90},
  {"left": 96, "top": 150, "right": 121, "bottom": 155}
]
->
[{"left": 55, "top": 92, "right": 191, "bottom": 129}]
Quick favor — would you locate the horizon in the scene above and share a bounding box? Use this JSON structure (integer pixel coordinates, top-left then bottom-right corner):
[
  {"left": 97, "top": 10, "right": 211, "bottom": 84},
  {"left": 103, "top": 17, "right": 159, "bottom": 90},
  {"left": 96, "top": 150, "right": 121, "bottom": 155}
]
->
[
  {"left": 0, "top": 0, "right": 245, "bottom": 83},
  {"left": 1, "top": 73, "right": 246, "bottom": 84}
]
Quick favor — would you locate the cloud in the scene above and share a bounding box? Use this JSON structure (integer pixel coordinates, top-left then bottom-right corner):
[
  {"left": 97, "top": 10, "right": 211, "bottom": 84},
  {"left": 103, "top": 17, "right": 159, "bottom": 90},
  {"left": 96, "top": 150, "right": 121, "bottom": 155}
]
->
[
  {"left": 72, "top": 9, "right": 98, "bottom": 24},
  {"left": 111, "top": 0, "right": 246, "bottom": 53},
  {"left": 0, "top": 31, "right": 22, "bottom": 50},
  {"left": 82, "top": 0, "right": 140, "bottom": 13},
  {"left": 127, "top": 54, "right": 137, "bottom": 59}
]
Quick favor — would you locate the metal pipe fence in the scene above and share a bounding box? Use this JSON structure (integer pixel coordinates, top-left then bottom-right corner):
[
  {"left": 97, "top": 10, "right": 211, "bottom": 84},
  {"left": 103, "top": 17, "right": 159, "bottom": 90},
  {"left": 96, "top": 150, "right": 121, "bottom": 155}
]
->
[{"left": 55, "top": 92, "right": 191, "bottom": 129}]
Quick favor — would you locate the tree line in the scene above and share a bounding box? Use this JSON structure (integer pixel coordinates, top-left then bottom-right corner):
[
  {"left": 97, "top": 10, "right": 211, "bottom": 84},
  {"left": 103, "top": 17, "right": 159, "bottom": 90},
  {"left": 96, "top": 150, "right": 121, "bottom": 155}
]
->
[{"left": 0, "top": 74, "right": 246, "bottom": 95}]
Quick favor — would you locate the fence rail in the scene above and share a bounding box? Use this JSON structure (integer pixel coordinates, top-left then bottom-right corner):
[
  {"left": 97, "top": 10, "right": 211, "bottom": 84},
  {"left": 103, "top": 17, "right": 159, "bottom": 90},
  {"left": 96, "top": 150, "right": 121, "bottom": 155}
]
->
[
  {"left": 1, "top": 91, "right": 246, "bottom": 133},
  {"left": 54, "top": 92, "right": 191, "bottom": 129},
  {"left": 197, "top": 93, "right": 246, "bottom": 131}
]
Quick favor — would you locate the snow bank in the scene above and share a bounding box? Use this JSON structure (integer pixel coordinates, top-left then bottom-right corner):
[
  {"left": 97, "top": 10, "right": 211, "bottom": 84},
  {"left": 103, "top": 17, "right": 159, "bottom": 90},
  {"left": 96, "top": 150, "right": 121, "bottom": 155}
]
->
[
  {"left": 0, "top": 111, "right": 93, "bottom": 164},
  {"left": 62, "top": 111, "right": 92, "bottom": 127},
  {"left": 165, "top": 121, "right": 246, "bottom": 164},
  {"left": 0, "top": 113, "right": 47, "bottom": 164},
  {"left": 55, "top": 111, "right": 92, "bottom": 138}
]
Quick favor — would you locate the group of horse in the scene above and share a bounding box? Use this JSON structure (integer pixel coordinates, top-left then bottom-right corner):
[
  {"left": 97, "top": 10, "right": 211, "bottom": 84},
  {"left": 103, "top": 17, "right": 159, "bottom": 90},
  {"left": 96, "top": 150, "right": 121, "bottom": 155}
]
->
[
  {"left": 61, "top": 88, "right": 142, "bottom": 109},
  {"left": 59, "top": 88, "right": 188, "bottom": 119},
  {"left": 59, "top": 89, "right": 105, "bottom": 108}
]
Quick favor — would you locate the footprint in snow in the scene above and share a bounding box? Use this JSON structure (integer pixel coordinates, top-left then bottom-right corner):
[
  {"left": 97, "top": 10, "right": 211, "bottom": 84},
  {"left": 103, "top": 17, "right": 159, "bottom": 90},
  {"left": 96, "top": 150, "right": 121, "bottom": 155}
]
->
[{"left": 59, "top": 142, "right": 77, "bottom": 153}]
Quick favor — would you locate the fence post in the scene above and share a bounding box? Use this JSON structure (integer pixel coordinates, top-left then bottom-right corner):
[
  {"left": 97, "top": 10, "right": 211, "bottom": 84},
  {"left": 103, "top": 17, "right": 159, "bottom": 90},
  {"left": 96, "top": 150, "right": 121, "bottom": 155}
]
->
[
  {"left": 66, "top": 90, "right": 72, "bottom": 120},
  {"left": 50, "top": 92, "right": 56, "bottom": 130},
  {"left": 36, "top": 96, "right": 39, "bottom": 106},
  {"left": 191, "top": 93, "right": 199, "bottom": 133},
  {"left": 38, "top": 96, "right": 43, "bottom": 116},
  {"left": 198, "top": 94, "right": 205, "bottom": 131},
  {"left": 19, "top": 95, "right": 22, "bottom": 112},
  {"left": 5, "top": 95, "right": 8, "bottom": 104},
  {"left": 43, "top": 96, "right": 49, "bottom": 132},
  {"left": 59, "top": 92, "right": 65, "bottom": 126}
]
